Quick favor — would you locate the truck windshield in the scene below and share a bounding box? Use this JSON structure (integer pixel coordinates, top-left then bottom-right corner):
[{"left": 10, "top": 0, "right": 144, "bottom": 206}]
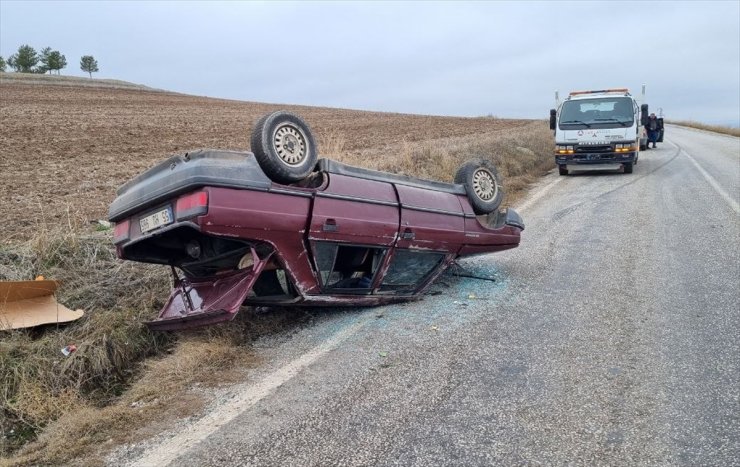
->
[{"left": 559, "top": 97, "right": 634, "bottom": 129}]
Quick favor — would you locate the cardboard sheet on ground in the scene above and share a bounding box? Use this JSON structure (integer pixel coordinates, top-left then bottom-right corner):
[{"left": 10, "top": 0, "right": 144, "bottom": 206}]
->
[{"left": 0, "top": 280, "right": 84, "bottom": 330}]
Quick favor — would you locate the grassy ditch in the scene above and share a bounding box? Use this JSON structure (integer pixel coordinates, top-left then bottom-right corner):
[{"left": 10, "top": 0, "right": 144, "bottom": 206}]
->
[
  {"left": 668, "top": 120, "right": 740, "bottom": 137},
  {"left": 0, "top": 229, "right": 316, "bottom": 465},
  {"left": 0, "top": 229, "right": 172, "bottom": 459},
  {"left": 1, "top": 120, "right": 555, "bottom": 465}
]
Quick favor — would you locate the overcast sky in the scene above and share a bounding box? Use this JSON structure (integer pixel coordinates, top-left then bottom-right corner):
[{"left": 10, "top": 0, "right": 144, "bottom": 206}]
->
[{"left": 1, "top": 1, "right": 739, "bottom": 125}]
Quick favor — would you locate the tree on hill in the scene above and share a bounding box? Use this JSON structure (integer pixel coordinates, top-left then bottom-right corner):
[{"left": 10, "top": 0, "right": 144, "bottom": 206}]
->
[
  {"left": 7, "top": 44, "right": 39, "bottom": 73},
  {"left": 38, "top": 47, "right": 52, "bottom": 74},
  {"left": 40, "top": 47, "right": 67, "bottom": 75},
  {"left": 0, "top": 56, "right": 6, "bottom": 72},
  {"left": 80, "top": 55, "right": 99, "bottom": 78},
  {"left": 50, "top": 51, "right": 67, "bottom": 74}
]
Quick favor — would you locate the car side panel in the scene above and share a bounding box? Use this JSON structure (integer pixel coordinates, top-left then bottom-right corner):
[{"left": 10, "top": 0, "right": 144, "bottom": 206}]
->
[
  {"left": 395, "top": 184, "right": 466, "bottom": 252},
  {"left": 308, "top": 173, "right": 400, "bottom": 246},
  {"left": 457, "top": 194, "right": 522, "bottom": 256},
  {"left": 199, "top": 187, "right": 320, "bottom": 294}
]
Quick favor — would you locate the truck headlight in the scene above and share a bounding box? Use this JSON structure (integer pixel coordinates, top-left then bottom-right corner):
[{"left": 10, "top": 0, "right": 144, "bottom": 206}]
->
[
  {"left": 615, "top": 143, "right": 636, "bottom": 152},
  {"left": 555, "top": 145, "right": 575, "bottom": 155}
]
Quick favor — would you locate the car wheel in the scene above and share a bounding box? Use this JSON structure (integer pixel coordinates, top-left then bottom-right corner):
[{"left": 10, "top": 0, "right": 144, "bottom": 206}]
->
[
  {"left": 250, "top": 111, "right": 318, "bottom": 183},
  {"left": 454, "top": 160, "right": 504, "bottom": 215},
  {"left": 558, "top": 165, "right": 569, "bottom": 176},
  {"left": 623, "top": 162, "right": 633, "bottom": 174}
]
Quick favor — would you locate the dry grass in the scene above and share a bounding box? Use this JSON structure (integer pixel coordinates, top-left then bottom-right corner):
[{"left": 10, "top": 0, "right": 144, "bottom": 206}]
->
[
  {"left": 0, "top": 72, "right": 161, "bottom": 92},
  {"left": 669, "top": 120, "right": 740, "bottom": 137},
  {"left": 8, "top": 335, "right": 257, "bottom": 466},
  {"left": 317, "top": 129, "right": 348, "bottom": 157},
  {"left": 0, "top": 228, "right": 172, "bottom": 457}
]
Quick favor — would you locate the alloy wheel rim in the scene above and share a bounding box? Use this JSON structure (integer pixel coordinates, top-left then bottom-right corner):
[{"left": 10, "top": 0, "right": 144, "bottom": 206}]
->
[
  {"left": 273, "top": 123, "right": 308, "bottom": 166},
  {"left": 472, "top": 169, "right": 497, "bottom": 201}
]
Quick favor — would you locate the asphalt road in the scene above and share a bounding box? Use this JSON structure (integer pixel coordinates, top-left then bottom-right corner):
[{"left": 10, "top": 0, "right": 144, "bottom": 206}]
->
[{"left": 116, "top": 125, "right": 739, "bottom": 466}]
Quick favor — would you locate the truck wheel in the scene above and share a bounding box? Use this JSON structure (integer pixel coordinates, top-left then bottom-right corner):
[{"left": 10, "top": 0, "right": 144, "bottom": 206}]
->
[
  {"left": 623, "top": 162, "right": 633, "bottom": 174},
  {"left": 251, "top": 111, "right": 318, "bottom": 183},
  {"left": 454, "top": 160, "right": 504, "bottom": 215},
  {"left": 558, "top": 165, "right": 569, "bottom": 176}
]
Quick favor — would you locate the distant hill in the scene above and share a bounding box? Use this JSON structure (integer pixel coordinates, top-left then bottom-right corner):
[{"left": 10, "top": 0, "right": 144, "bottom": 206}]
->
[{"left": 0, "top": 71, "right": 164, "bottom": 92}]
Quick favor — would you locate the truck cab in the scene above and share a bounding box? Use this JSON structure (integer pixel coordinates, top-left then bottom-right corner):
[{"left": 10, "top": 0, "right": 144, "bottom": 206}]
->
[{"left": 549, "top": 88, "right": 649, "bottom": 175}]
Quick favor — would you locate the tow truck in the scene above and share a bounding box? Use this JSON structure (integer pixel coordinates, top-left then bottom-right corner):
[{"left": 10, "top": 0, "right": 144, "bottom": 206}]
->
[{"left": 549, "top": 87, "right": 650, "bottom": 175}]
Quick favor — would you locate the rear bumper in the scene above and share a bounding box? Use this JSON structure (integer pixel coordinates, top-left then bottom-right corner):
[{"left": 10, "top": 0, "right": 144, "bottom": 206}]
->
[{"left": 503, "top": 208, "right": 524, "bottom": 230}]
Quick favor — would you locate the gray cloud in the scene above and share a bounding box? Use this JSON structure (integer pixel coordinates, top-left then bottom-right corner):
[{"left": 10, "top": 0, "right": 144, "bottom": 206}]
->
[{"left": 1, "top": 1, "right": 738, "bottom": 125}]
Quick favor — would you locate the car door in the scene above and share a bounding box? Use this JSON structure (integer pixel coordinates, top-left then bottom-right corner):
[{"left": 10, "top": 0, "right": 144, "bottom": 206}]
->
[
  {"left": 369, "top": 183, "right": 464, "bottom": 295},
  {"left": 308, "top": 173, "right": 399, "bottom": 246},
  {"left": 307, "top": 173, "right": 400, "bottom": 293},
  {"left": 394, "top": 183, "right": 466, "bottom": 251}
]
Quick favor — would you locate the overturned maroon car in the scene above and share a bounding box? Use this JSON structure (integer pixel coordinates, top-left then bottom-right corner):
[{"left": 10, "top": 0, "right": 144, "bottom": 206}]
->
[{"left": 108, "top": 111, "right": 524, "bottom": 330}]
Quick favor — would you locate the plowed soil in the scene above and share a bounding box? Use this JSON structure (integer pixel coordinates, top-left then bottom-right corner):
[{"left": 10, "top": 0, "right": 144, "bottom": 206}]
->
[{"left": 0, "top": 79, "right": 534, "bottom": 241}]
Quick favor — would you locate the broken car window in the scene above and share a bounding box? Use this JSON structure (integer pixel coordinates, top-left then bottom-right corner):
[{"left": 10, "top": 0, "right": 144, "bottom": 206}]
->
[
  {"left": 313, "top": 242, "right": 386, "bottom": 290},
  {"left": 380, "top": 250, "right": 445, "bottom": 292}
]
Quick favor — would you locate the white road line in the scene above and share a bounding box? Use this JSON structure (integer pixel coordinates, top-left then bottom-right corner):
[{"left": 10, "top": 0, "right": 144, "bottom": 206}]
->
[
  {"left": 682, "top": 150, "right": 740, "bottom": 214},
  {"left": 129, "top": 317, "right": 371, "bottom": 467},
  {"left": 516, "top": 175, "right": 564, "bottom": 213}
]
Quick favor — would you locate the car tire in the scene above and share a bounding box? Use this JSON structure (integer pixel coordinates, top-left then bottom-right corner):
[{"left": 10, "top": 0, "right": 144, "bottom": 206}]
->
[
  {"left": 558, "top": 165, "right": 569, "bottom": 176},
  {"left": 250, "top": 111, "right": 318, "bottom": 183},
  {"left": 454, "top": 160, "right": 504, "bottom": 215},
  {"left": 624, "top": 162, "right": 633, "bottom": 174}
]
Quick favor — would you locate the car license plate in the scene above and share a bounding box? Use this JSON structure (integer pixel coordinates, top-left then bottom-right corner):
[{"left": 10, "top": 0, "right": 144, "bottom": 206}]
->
[{"left": 139, "top": 207, "right": 173, "bottom": 233}]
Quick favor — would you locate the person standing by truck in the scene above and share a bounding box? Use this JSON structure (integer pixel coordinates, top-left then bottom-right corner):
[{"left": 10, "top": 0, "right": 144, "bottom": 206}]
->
[{"left": 646, "top": 113, "right": 661, "bottom": 148}]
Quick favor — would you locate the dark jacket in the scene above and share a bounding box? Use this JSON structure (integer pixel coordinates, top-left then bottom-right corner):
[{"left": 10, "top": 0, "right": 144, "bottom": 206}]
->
[{"left": 646, "top": 117, "right": 661, "bottom": 131}]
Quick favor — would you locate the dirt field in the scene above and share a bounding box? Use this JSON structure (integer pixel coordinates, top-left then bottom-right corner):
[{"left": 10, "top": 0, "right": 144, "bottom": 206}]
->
[{"left": 0, "top": 79, "right": 539, "bottom": 242}]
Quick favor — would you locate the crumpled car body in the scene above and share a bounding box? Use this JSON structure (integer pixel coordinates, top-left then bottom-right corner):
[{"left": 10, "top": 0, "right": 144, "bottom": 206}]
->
[{"left": 109, "top": 150, "right": 523, "bottom": 331}]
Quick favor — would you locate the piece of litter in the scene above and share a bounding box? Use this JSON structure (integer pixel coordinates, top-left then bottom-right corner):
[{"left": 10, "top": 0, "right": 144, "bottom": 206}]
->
[
  {"left": 0, "top": 279, "right": 85, "bottom": 330},
  {"left": 468, "top": 294, "right": 477, "bottom": 299},
  {"left": 61, "top": 344, "right": 77, "bottom": 356},
  {"left": 379, "top": 351, "right": 388, "bottom": 358},
  {"left": 430, "top": 325, "right": 438, "bottom": 331}
]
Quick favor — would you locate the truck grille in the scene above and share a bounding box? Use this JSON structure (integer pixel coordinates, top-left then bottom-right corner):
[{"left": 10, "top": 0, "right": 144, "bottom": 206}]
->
[{"left": 575, "top": 145, "right": 612, "bottom": 153}]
